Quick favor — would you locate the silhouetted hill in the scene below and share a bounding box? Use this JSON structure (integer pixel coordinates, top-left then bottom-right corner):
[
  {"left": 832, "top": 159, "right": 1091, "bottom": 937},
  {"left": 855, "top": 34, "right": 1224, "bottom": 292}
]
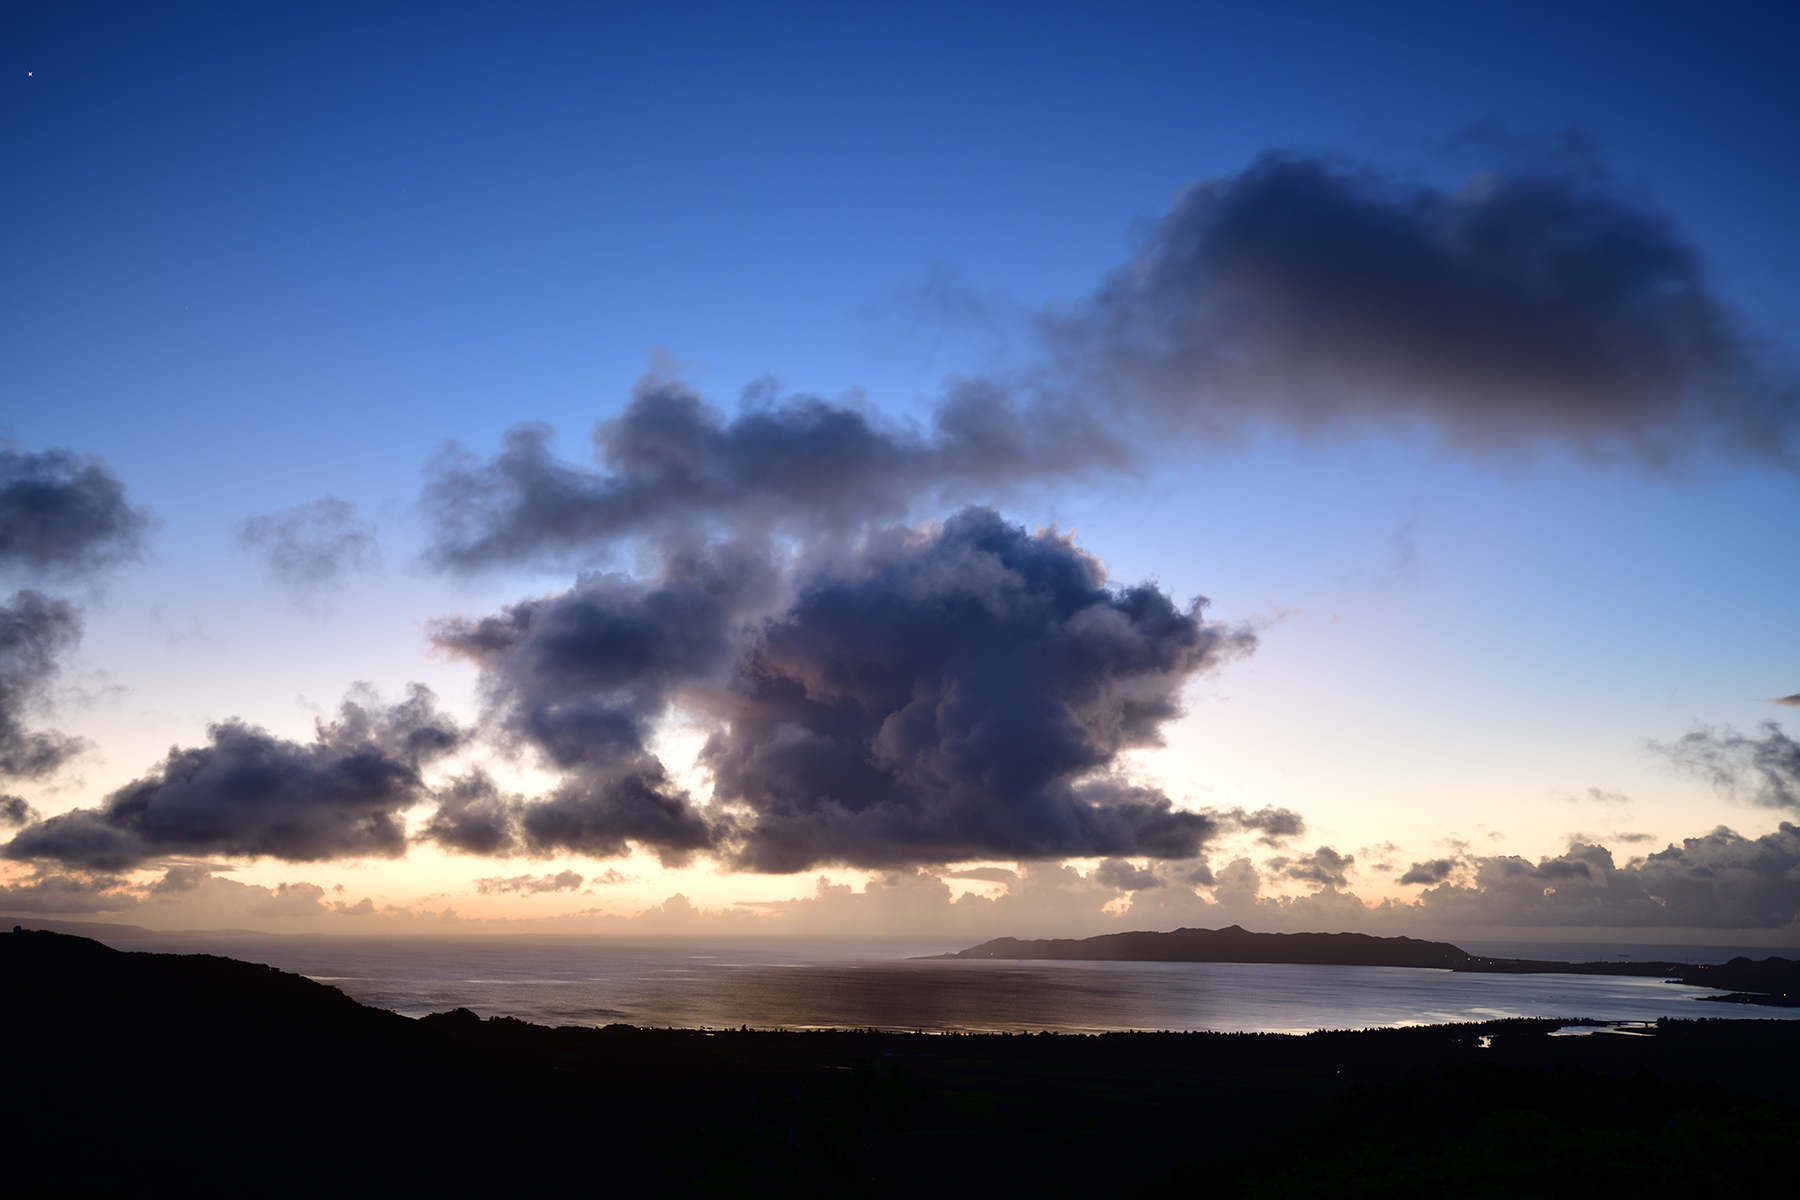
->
[
  {"left": 4, "top": 928, "right": 1796, "bottom": 1197},
  {"left": 1687, "top": 955, "right": 1800, "bottom": 1006},
  {"left": 937, "top": 925, "right": 1475, "bottom": 967}
]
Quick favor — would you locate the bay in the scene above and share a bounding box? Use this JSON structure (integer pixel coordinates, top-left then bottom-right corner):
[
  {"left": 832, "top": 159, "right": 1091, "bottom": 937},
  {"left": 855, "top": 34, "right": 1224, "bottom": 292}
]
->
[{"left": 83, "top": 933, "right": 1798, "bottom": 1035}]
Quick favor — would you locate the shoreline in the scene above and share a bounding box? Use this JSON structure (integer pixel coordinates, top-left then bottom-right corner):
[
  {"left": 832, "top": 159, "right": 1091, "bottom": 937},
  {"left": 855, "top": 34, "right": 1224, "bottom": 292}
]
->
[{"left": 6, "top": 927, "right": 1798, "bottom": 1195}]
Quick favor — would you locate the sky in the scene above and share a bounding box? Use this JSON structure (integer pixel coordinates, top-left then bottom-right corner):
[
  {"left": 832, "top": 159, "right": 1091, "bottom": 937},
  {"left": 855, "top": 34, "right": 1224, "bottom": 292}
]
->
[{"left": 3, "top": 0, "right": 1798, "bottom": 943}]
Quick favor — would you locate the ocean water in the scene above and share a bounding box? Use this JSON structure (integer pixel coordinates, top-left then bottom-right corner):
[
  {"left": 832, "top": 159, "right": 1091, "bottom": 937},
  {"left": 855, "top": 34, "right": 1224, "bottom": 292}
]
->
[{"left": 82, "top": 933, "right": 1799, "bottom": 1035}]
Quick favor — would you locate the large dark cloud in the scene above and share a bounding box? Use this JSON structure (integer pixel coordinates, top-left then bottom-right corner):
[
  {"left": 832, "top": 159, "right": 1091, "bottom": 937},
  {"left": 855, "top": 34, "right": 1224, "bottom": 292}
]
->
[
  {"left": 704, "top": 508, "right": 1250, "bottom": 871},
  {"left": 1399, "top": 824, "right": 1800, "bottom": 929},
  {"left": 1053, "top": 152, "right": 1792, "bottom": 463},
  {"left": 0, "top": 448, "right": 152, "bottom": 579},
  {"left": 424, "top": 508, "right": 1248, "bottom": 872},
  {"left": 0, "top": 591, "right": 86, "bottom": 781},
  {"left": 3, "top": 685, "right": 462, "bottom": 870}
]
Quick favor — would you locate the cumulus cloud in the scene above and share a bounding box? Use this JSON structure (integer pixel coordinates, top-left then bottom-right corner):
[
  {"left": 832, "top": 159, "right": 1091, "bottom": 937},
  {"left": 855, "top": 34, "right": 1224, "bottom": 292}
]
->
[
  {"left": 3, "top": 684, "right": 462, "bottom": 870},
  {"left": 1656, "top": 721, "right": 1800, "bottom": 811},
  {"left": 0, "top": 449, "right": 150, "bottom": 788},
  {"left": 246, "top": 880, "right": 331, "bottom": 917},
  {"left": 0, "top": 796, "right": 39, "bottom": 827},
  {"left": 1270, "top": 845, "right": 1355, "bottom": 888},
  {"left": 474, "top": 869, "right": 585, "bottom": 895},
  {"left": 0, "top": 867, "right": 138, "bottom": 914},
  {"left": 0, "top": 591, "right": 86, "bottom": 781},
  {"left": 1222, "top": 805, "right": 1308, "bottom": 845},
  {"left": 419, "top": 770, "right": 523, "bottom": 856},
  {"left": 1397, "top": 858, "right": 1458, "bottom": 886},
  {"left": 422, "top": 375, "right": 1118, "bottom": 574},
  {"left": 1093, "top": 858, "right": 1165, "bottom": 891},
  {"left": 0, "top": 448, "right": 152, "bottom": 580},
  {"left": 1772, "top": 694, "right": 1800, "bottom": 708},
  {"left": 705, "top": 509, "right": 1250, "bottom": 871},
  {"left": 1398, "top": 824, "right": 1800, "bottom": 928},
  {"left": 424, "top": 508, "right": 1248, "bottom": 873},
  {"left": 1051, "top": 152, "right": 1793, "bottom": 465},
  {"left": 237, "top": 496, "right": 380, "bottom": 598}
]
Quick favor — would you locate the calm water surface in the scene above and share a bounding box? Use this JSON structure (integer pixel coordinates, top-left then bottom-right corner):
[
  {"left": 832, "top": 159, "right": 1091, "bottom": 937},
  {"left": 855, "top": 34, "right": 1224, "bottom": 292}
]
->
[{"left": 92, "top": 934, "right": 1798, "bottom": 1034}]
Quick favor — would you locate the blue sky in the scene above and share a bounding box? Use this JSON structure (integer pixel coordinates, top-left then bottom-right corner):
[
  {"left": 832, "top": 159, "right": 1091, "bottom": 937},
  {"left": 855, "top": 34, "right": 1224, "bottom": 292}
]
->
[{"left": 3, "top": 1, "right": 1797, "bottom": 940}]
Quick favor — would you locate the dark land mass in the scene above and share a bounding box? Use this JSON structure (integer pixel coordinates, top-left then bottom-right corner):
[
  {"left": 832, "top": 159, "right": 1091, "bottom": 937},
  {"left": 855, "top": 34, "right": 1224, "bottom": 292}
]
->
[
  {"left": 0, "top": 915, "right": 272, "bottom": 939},
  {"left": 939, "top": 925, "right": 1800, "bottom": 1000},
  {"left": 5, "top": 928, "right": 1799, "bottom": 1198}
]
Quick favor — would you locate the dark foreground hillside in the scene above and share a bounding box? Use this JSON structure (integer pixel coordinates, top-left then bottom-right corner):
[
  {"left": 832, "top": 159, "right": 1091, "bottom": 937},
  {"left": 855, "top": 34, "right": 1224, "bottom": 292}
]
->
[{"left": 4, "top": 929, "right": 1796, "bottom": 1198}]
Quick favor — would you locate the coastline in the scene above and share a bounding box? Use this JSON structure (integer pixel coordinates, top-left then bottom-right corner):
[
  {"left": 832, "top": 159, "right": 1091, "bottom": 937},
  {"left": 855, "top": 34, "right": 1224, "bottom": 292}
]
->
[{"left": 5, "top": 927, "right": 1797, "bottom": 1196}]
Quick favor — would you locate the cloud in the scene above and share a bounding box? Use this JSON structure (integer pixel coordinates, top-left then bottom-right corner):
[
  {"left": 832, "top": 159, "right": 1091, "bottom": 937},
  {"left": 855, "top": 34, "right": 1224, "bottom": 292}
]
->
[
  {"left": 1092, "top": 858, "right": 1165, "bottom": 891},
  {"left": 419, "top": 770, "right": 524, "bottom": 856},
  {"left": 1772, "top": 694, "right": 1800, "bottom": 707},
  {"left": 474, "top": 869, "right": 585, "bottom": 895},
  {"left": 704, "top": 508, "right": 1250, "bottom": 871},
  {"left": 3, "top": 684, "right": 462, "bottom": 870},
  {"left": 247, "top": 880, "right": 331, "bottom": 917},
  {"left": 1050, "top": 151, "right": 1793, "bottom": 465},
  {"left": 428, "top": 508, "right": 1248, "bottom": 873},
  {"left": 423, "top": 150, "right": 1793, "bottom": 585},
  {"left": 1270, "top": 845, "right": 1355, "bottom": 888},
  {"left": 1398, "top": 858, "right": 1458, "bottom": 886},
  {"left": 421, "top": 374, "right": 1120, "bottom": 574},
  {"left": 148, "top": 863, "right": 211, "bottom": 894},
  {"left": 0, "top": 796, "right": 39, "bottom": 827},
  {"left": 0, "top": 448, "right": 152, "bottom": 581},
  {"left": 1581, "top": 786, "right": 1632, "bottom": 804},
  {"left": 941, "top": 866, "right": 1019, "bottom": 884},
  {"left": 0, "top": 591, "right": 86, "bottom": 781},
  {"left": 0, "top": 867, "right": 138, "bottom": 914},
  {"left": 1656, "top": 721, "right": 1800, "bottom": 810},
  {"left": 1222, "top": 805, "right": 1308, "bottom": 846},
  {"left": 1398, "top": 824, "right": 1800, "bottom": 928},
  {"left": 237, "top": 496, "right": 380, "bottom": 598}
]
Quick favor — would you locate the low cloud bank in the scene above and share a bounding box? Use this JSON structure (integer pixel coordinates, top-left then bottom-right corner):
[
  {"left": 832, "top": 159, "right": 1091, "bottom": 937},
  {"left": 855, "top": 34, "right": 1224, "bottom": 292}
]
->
[
  {"left": 1394, "top": 823, "right": 1800, "bottom": 929},
  {"left": 4, "top": 686, "right": 462, "bottom": 870},
  {"left": 13, "top": 818, "right": 1792, "bottom": 941}
]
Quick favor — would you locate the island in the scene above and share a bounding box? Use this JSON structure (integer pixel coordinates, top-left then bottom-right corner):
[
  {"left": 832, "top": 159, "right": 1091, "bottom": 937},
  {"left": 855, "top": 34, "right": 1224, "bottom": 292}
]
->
[{"left": 932, "top": 924, "right": 1800, "bottom": 1004}]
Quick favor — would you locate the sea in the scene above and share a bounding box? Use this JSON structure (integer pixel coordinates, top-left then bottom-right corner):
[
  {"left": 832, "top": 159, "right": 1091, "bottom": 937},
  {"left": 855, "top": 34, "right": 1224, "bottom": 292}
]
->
[{"left": 69, "top": 931, "right": 1800, "bottom": 1035}]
